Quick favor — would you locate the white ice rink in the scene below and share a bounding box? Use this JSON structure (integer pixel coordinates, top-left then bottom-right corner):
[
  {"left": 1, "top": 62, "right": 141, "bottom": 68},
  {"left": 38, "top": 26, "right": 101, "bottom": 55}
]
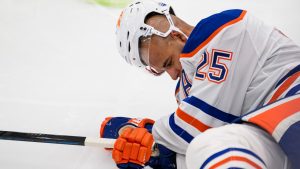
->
[{"left": 0, "top": 0, "right": 299, "bottom": 168}]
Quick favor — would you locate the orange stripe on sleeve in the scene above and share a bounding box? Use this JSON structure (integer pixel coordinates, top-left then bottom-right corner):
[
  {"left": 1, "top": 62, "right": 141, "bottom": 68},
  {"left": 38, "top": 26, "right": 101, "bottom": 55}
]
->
[
  {"left": 268, "top": 72, "right": 300, "bottom": 104},
  {"left": 249, "top": 97, "right": 300, "bottom": 134},
  {"left": 209, "top": 156, "right": 262, "bottom": 169},
  {"left": 176, "top": 107, "right": 211, "bottom": 132},
  {"left": 180, "top": 10, "right": 247, "bottom": 58}
]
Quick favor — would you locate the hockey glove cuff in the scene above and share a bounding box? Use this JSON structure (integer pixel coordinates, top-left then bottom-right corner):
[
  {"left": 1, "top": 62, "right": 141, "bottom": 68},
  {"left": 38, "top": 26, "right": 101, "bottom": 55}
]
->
[{"left": 100, "top": 117, "right": 155, "bottom": 140}]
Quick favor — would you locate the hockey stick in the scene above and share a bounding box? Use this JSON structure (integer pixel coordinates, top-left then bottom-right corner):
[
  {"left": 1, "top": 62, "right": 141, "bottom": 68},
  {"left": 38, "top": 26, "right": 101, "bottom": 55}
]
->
[{"left": 0, "top": 130, "right": 115, "bottom": 148}]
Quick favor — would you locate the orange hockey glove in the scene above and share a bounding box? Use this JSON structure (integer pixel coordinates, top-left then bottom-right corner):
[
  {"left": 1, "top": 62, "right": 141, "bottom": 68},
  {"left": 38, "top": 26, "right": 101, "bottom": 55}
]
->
[{"left": 112, "top": 127, "right": 154, "bottom": 169}]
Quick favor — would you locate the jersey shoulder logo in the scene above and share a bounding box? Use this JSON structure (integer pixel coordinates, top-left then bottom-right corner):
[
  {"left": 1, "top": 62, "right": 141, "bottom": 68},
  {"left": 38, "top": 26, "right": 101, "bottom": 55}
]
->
[{"left": 181, "top": 69, "right": 192, "bottom": 97}]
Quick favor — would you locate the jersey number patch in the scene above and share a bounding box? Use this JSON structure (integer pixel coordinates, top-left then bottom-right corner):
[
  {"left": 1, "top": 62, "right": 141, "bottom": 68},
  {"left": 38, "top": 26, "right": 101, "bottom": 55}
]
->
[{"left": 195, "top": 49, "right": 232, "bottom": 84}]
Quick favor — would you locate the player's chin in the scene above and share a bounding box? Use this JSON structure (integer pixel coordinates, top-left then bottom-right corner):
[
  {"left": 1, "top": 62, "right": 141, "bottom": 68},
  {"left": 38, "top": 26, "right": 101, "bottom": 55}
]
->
[
  {"left": 170, "top": 74, "right": 179, "bottom": 80},
  {"left": 177, "top": 72, "right": 182, "bottom": 80}
]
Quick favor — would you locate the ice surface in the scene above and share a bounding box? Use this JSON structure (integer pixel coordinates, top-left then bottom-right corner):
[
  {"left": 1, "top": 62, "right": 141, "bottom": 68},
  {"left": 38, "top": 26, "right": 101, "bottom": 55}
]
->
[{"left": 0, "top": 0, "right": 299, "bottom": 169}]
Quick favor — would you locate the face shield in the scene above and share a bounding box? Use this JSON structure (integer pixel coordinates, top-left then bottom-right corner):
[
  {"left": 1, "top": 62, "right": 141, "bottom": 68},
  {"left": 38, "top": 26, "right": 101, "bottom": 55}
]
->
[
  {"left": 137, "top": 13, "right": 188, "bottom": 76},
  {"left": 138, "top": 36, "right": 165, "bottom": 76}
]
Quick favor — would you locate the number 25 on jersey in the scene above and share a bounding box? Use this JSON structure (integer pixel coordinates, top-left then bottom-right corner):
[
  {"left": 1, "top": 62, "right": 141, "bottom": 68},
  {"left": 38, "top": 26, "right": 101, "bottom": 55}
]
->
[{"left": 195, "top": 49, "right": 232, "bottom": 84}]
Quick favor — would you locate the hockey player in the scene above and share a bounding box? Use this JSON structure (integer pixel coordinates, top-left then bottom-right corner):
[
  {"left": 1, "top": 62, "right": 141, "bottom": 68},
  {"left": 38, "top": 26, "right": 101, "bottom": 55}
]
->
[{"left": 101, "top": 0, "right": 300, "bottom": 168}]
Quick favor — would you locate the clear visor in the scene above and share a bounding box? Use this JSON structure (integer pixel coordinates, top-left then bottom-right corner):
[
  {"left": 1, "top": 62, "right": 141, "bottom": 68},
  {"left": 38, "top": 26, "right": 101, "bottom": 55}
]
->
[
  {"left": 137, "top": 13, "right": 188, "bottom": 76},
  {"left": 138, "top": 36, "right": 165, "bottom": 76}
]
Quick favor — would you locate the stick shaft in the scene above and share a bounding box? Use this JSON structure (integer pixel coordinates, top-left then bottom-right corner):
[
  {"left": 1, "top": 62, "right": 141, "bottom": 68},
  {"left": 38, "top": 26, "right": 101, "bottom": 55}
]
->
[{"left": 0, "top": 130, "right": 115, "bottom": 148}]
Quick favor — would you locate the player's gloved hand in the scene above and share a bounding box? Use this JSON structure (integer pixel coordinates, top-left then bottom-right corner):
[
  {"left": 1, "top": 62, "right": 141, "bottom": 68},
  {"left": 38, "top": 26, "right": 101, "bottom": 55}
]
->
[
  {"left": 100, "top": 116, "right": 176, "bottom": 169},
  {"left": 112, "top": 127, "right": 154, "bottom": 169}
]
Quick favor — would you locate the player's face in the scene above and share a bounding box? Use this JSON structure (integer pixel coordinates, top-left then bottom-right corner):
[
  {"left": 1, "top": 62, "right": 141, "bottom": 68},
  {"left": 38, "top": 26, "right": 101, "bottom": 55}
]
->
[{"left": 147, "top": 34, "right": 184, "bottom": 80}]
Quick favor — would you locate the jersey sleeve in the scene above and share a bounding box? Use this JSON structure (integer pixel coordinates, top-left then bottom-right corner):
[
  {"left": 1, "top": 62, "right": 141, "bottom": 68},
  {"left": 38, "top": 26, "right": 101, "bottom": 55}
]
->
[
  {"left": 153, "top": 9, "right": 274, "bottom": 154},
  {"left": 186, "top": 124, "right": 289, "bottom": 169}
]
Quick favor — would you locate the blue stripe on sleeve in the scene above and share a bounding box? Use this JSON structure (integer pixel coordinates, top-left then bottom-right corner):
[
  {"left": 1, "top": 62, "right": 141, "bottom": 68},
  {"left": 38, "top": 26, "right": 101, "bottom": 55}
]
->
[
  {"left": 200, "top": 148, "right": 266, "bottom": 169},
  {"left": 275, "top": 64, "right": 300, "bottom": 88},
  {"left": 175, "top": 80, "right": 180, "bottom": 91},
  {"left": 183, "top": 96, "right": 239, "bottom": 123},
  {"left": 285, "top": 84, "right": 300, "bottom": 98},
  {"left": 169, "top": 113, "right": 194, "bottom": 143},
  {"left": 279, "top": 121, "right": 300, "bottom": 168}
]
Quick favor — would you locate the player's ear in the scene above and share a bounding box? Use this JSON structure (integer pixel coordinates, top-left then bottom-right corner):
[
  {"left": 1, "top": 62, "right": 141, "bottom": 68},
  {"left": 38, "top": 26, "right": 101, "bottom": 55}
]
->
[{"left": 170, "top": 31, "right": 187, "bottom": 42}]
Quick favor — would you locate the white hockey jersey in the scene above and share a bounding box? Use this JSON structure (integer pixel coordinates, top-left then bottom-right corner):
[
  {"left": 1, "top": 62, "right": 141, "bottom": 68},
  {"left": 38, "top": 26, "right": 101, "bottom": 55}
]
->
[{"left": 152, "top": 9, "right": 300, "bottom": 156}]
